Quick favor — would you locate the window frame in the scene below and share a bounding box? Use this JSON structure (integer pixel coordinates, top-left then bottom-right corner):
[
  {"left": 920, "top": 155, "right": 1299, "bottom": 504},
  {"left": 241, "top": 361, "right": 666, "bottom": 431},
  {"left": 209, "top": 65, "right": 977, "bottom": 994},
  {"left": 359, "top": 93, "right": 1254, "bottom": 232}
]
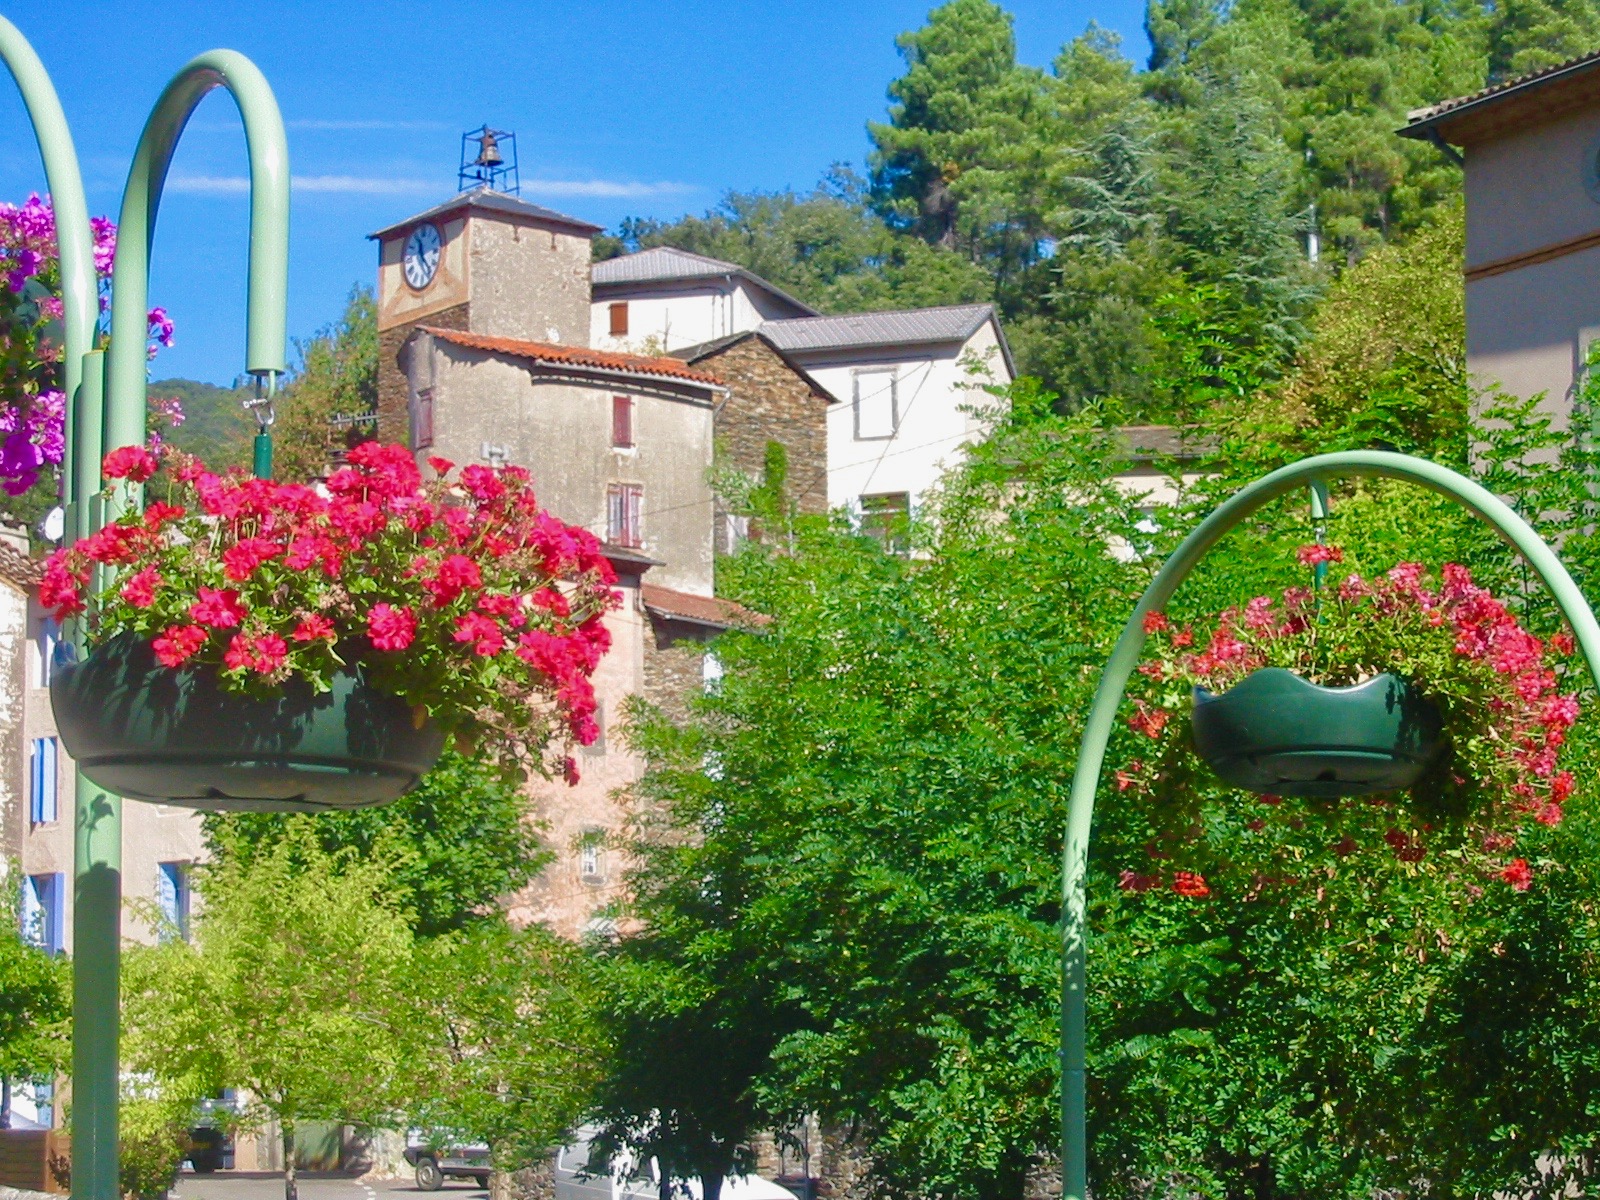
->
[
  {"left": 606, "top": 482, "right": 644, "bottom": 548},
  {"left": 29, "top": 736, "right": 58, "bottom": 826},
  {"left": 612, "top": 395, "right": 634, "bottom": 450},
  {"left": 859, "top": 491, "right": 912, "bottom": 554},
  {"left": 608, "top": 302, "right": 630, "bottom": 337},
  {"left": 156, "top": 862, "right": 191, "bottom": 942},
  {"left": 852, "top": 369, "right": 899, "bottom": 441}
]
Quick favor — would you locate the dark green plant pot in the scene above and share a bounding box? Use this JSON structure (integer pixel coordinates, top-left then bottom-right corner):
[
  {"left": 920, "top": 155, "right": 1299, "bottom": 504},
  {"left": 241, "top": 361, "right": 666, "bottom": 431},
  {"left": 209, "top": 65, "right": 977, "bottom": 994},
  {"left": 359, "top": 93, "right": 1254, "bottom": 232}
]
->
[
  {"left": 50, "top": 633, "right": 446, "bottom": 812},
  {"left": 1191, "top": 667, "right": 1443, "bottom": 799}
]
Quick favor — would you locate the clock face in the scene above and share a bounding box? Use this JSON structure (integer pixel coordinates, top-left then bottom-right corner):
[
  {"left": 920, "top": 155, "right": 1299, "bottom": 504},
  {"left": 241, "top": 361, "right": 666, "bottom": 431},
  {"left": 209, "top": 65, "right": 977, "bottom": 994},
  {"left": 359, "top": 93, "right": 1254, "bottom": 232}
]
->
[{"left": 402, "top": 223, "right": 442, "bottom": 290}]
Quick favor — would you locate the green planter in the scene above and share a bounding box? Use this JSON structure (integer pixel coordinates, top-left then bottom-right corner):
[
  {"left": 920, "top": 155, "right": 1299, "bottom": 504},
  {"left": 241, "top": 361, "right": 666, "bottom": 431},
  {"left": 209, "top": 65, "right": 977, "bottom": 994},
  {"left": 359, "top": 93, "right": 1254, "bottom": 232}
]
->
[
  {"left": 1191, "top": 667, "right": 1443, "bottom": 798},
  {"left": 50, "top": 633, "right": 445, "bottom": 812}
]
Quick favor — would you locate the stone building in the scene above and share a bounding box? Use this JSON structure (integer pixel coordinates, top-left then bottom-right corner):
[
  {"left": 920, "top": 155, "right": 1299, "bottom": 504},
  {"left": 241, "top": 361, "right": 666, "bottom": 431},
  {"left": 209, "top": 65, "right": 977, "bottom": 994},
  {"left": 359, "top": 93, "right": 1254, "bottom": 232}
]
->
[
  {"left": 670, "top": 330, "right": 833, "bottom": 550},
  {"left": 374, "top": 190, "right": 779, "bottom": 939},
  {"left": 1401, "top": 52, "right": 1600, "bottom": 424}
]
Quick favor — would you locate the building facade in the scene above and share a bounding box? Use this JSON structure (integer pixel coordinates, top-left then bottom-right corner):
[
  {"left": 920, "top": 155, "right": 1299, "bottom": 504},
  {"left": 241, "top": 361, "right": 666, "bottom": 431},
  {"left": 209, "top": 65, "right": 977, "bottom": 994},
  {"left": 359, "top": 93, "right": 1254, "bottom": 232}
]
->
[
  {"left": 588, "top": 247, "right": 1014, "bottom": 516},
  {"left": 1402, "top": 53, "right": 1600, "bottom": 423}
]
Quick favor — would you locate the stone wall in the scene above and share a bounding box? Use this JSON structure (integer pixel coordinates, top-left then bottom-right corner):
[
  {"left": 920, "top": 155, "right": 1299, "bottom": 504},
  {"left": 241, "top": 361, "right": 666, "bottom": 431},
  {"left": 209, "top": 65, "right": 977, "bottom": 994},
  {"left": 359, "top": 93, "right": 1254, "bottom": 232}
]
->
[
  {"left": 642, "top": 615, "right": 710, "bottom": 729},
  {"left": 693, "top": 337, "right": 829, "bottom": 543},
  {"left": 377, "top": 301, "right": 468, "bottom": 447}
]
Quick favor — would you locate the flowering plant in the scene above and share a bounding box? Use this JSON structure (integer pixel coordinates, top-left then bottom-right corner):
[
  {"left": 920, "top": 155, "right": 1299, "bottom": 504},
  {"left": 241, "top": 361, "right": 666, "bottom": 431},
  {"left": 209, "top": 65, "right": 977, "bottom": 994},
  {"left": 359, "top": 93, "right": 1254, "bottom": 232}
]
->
[
  {"left": 0, "top": 194, "right": 176, "bottom": 496},
  {"left": 1116, "top": 546, "right": 1581, "bottom": 898},
  {"left": 42, "top": 441, "right": 619, "bottom": 778}
]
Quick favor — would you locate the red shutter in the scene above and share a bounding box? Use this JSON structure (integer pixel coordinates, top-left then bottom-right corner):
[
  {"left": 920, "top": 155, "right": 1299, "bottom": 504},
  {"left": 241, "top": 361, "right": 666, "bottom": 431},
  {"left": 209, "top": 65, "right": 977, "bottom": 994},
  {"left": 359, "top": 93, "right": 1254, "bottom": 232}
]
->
[
  {"left": 609, "top": 302, "right": 629, "bottom": 336},
  {"left": 612, "top": 395, "right": 633, "bottom": 448}
]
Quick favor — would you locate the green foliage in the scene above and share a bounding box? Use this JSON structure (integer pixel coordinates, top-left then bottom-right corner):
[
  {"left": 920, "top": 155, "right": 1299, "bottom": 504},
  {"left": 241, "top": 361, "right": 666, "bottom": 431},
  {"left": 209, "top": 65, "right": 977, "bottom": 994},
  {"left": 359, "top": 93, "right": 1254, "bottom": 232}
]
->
[
  {"left": 402, "top": 920, "right": 601, "bottom": 1170},
  {"left": 205, "top": 750, "right": 547, "bottom": 938},
  {"left": 153, "top": 377, "right": 257, "bottom": 471},
  {"left": 272, "top": 285, "right": 378, "bottom": 482},
  {"left": 0, "top": 874, "right": 69, "bottom": 1079},
  {"left": 122, "top": 833, "right": 414, "bottom": 1200}
]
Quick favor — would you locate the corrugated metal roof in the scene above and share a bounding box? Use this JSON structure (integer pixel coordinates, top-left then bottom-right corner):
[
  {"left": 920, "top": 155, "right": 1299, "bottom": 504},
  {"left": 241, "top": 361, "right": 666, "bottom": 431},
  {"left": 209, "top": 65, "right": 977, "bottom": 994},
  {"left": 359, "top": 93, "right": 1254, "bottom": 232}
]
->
[
  {"left": 1401, "top": 50, "right": 1600, "bottom": 139},
  {"left": 760, "top": 303, "right": 1012, "bottom": 373},
  {"left": 591, "top": 247, "right": 818, "bottom": 316},
  {"left": 369, "top": 187, "right": 601, "bottom": 239},
  {"left": 418, "top": 326, "right": 723, "bottom": 387}
]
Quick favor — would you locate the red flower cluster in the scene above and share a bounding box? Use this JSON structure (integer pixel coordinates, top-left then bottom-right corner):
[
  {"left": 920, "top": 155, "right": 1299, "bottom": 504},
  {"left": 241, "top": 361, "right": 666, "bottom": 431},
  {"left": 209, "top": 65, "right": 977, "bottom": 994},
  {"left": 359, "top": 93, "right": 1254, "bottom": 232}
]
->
[
  {"left": 44, "top": 441, "right": 620, "bottom": 776},
  {"left": 1120, "top": 550, "right": 1581, "bottom": 897}
]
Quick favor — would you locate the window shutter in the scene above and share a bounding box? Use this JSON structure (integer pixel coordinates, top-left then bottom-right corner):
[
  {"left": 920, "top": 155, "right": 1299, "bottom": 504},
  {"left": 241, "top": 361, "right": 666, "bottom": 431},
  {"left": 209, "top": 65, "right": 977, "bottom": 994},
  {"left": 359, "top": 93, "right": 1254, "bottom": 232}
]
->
[
  {"left": 612, "top": 396, "right": 633, "bottom": 448},
  {"left": 609, "top": 302, "right": 629, "bottom": 336},
  {"left": 625, "top": 485, "right": 642, "bottom": 547}
]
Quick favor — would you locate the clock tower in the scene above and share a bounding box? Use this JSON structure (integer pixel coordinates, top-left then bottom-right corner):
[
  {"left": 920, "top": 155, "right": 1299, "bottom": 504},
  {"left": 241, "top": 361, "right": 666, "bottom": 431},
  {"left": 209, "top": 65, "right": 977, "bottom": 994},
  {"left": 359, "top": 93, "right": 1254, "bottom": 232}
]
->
[{"left": 369, "top": 187, "right": 602, "bottom": 446}]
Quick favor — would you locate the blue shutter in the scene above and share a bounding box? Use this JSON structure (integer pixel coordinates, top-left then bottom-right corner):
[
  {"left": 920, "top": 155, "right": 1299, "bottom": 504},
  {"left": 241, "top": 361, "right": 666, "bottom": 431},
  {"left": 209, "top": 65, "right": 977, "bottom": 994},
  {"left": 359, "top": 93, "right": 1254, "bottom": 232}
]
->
[
  {"left": 19, "top": 875, "right": 41, "bottom": 945},
  {"left": 30, "top": 737, "right": 58, "bottom": 824}
]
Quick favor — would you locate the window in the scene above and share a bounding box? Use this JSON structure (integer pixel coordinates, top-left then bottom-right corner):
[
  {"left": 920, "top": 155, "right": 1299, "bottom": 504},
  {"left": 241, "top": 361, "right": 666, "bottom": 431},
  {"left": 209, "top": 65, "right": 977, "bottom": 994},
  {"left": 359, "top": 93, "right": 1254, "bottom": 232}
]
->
[
  {"left": 21, "top": 873, "right": 64, "bottom": 955},
  {"left": 860, "top": 492, "right": 911, "bottom": 553},
  {"left": 579, "top": 829, "right": 605, "bottom": 883},
  {"left": 853, "top": 369, "right": 899, "bottom": 440},
  {"left": 581, "top": 701, "right": 606, "bottom": 757},
  {"left": 412, "top": 386, "right": 434, "bottom": 451},
  {"left": 608, "top": 302, "right": 629, "bottom": 337},
  {"left": 702, "top": 652, "right": 725, "bottom": 695},
  {"left": 35, "top": 618, "right": 58, "bottom": 688},
  {"left": 156, "top": 862, "right": 190, "bottom": 942},
  {"left": 612, "top": 395, "right": 634, "bottom": 449},
  {"left": 607, "top": 483, "right": 643, "bottom": 548},
  {"left": 29, "top": 736, "right": 58, "bottom": 826}
]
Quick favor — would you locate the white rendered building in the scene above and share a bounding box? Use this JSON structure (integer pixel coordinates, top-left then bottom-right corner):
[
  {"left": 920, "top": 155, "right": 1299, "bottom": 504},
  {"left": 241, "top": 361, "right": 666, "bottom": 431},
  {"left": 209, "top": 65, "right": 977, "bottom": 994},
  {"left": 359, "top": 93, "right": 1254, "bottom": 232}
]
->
[{"left": 591, "top": 248, "right": 1014, "bottom": 518}]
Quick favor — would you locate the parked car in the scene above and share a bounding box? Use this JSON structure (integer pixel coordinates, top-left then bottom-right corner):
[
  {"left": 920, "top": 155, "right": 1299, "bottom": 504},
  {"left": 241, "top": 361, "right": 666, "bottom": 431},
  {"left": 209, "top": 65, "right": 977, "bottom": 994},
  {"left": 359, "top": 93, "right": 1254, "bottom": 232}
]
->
[
  {"left": 185, "top": 1094, "right": 237, "bottom": 1173},
  {"left": 405, "top": 1134, "right": 491, "bottom": 1191},
  {"left": 554, "top": 1127, "right": 798, "bottom": 1200}
]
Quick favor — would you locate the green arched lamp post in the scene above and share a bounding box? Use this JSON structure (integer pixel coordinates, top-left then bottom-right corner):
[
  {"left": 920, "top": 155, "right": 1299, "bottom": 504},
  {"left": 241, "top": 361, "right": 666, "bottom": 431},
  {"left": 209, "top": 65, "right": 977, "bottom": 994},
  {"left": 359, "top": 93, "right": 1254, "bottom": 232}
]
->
[
  {"left": 1059, "top": 449, "right": 1600, "bottom": 1200},
  {"left": 0, "top": 21, "right": 289, "bottom": 1200}
]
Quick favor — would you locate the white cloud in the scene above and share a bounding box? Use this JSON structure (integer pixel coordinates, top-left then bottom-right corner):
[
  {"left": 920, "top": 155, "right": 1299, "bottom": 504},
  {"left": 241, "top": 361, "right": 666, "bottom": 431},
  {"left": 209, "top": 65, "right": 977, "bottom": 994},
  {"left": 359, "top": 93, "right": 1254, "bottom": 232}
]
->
[{"left": 165, "top": 174, "right": 696, "bottom": 199}]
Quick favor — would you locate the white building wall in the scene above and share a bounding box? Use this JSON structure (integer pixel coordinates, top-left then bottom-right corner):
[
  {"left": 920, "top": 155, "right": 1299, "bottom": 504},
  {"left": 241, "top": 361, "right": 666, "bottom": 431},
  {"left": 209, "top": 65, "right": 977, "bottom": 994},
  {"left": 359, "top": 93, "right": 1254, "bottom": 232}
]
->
[
  {"left": 809, "top": 324, "right": 1011, "bottom": 511},
  {"left": 591, "top": 281, "right": 792, "bottom": 355}
]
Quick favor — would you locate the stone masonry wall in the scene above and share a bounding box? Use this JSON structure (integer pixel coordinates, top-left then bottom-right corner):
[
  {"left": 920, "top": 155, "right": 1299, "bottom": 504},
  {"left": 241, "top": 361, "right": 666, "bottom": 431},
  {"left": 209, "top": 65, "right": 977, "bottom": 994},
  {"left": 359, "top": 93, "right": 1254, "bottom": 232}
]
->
[
  {"left": 698, "top": 338, "right": 829, "bottom": 526},
  {"left": 642, "top": 615, "right": 708, "bottom": 729},
  {"left": 376, "top": 301, "right": 468, "bottom": 447}
]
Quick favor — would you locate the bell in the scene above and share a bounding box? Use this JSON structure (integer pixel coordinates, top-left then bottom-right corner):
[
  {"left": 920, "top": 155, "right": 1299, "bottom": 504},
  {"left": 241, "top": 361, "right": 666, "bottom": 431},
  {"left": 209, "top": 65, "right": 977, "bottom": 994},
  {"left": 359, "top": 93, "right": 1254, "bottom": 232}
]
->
[{"left": 475, "top": 129, "right": 504, "bottom": 169}]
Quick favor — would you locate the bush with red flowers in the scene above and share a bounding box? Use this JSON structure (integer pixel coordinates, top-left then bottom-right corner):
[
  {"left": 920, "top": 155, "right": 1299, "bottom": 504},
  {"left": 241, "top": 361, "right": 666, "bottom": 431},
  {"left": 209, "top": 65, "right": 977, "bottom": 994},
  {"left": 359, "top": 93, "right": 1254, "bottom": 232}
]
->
[
  {"left": 44, "top": 441, "right": 620, "bottom": 777},
  {"left": 1118, "top": 546, "right": 1581, "bottom": 897}
]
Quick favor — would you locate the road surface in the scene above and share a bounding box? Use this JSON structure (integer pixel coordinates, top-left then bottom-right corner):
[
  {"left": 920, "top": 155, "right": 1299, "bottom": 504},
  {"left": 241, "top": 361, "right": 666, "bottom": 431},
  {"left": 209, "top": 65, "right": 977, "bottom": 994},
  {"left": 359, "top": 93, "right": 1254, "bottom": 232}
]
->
[{"left": 173, "top": 1172, "right": 487, "bottom": 1200}]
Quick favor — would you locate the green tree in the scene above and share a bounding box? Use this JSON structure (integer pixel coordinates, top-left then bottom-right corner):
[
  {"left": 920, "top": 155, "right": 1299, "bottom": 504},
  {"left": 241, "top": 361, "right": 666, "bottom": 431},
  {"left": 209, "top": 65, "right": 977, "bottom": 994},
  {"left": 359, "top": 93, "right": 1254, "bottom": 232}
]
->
[
  {"left": 402, "top": 920, "right": 601, "bottom": 1192},
  {"left": 272, "top": 284, "right": 378, "bottom": 483},
  {"left": 205, "top": 750, "right": 546, "bottom": 938},
  {"left": 0, "top": 880, "right": 69, "bottom": 1085},
  {"left": 123, "top": 834, "right": 414, "bottom": 1200}
]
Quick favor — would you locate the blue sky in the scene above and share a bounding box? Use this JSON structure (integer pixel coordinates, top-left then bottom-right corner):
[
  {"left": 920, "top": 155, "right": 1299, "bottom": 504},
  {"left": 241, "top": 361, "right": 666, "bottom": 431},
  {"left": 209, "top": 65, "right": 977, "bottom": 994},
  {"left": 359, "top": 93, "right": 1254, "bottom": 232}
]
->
[{"left": 0, "top": 1, "right": 1150, "bottom": 385}]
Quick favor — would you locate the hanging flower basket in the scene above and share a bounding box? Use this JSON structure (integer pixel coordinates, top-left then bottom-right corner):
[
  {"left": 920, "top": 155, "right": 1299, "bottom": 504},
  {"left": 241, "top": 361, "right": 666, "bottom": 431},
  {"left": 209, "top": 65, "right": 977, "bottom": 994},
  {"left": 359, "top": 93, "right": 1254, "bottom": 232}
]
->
[
  {"left": 43, "top": 441, "right": 619, "bottom": 811},
  {"left": 52, "top": 632, "right": 445, "bottom": 812},
  {"left": 1115, "top": 547, "right": 1582, "bottom": 898},
  {"left": 1191, "top": 667, "right": 1442, "bottom": 799}
]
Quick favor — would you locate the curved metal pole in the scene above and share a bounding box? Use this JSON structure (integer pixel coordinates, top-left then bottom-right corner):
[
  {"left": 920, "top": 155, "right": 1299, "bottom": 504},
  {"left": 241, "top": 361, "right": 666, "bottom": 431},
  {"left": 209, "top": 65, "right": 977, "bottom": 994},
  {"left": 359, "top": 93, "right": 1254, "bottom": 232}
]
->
[
  {"left": 1060, "top": 450, "right": 1600, "bottom": 1200},
  {"left": 0, "top": 17, "right": 97, "bottom": 536},
  {"left": 105, "top": 48, "right": 289, "bottom": 461},
  {"left": 71, "top": 52, "right": 289, "bottom": 1200}
]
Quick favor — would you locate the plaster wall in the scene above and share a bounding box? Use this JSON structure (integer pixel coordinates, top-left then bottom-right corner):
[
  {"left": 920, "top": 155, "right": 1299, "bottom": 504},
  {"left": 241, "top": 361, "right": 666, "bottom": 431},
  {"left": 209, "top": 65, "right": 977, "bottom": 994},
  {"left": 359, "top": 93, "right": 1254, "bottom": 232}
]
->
[
  {"left": 1464, "top": 107, "right": 1600, "bottom": 267},
  {"left": 14, "top": 596, "right": 204, "bottom": 951},
  {"left": 416, "top": 339, "right": 716, "bottom": 595},
  {"left": 1466, "top": 242, "right": 1600, "bottom": 425},
  {"left": 806, "top": 325, "right": 1010, "bottom": 511},
  {"left": 467, "top": 216, "right": 593, "bottom": 347},
  {"left": 590, "top": 281, "right": 793, "bottom": 354},
  {"left": 505, "top": 584, "right": 646, "bottom": 941}
]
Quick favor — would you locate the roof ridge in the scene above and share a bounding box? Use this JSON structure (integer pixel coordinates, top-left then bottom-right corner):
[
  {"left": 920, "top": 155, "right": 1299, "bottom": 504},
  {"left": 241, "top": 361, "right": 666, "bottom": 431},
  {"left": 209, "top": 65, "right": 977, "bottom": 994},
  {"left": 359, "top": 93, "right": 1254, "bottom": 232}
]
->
[
  {"left": 766, "top": 301, "right": 994, "bottom": 325},
  {"left": 417, "top": 326, "right": 723, "bottom": 387}
]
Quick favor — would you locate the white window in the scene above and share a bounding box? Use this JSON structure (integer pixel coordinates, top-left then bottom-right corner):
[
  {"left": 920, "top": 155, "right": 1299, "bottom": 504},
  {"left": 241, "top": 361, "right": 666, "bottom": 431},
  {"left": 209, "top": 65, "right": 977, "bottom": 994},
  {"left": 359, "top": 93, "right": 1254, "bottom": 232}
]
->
[
  {"left": 22, "top": 873, "right": 64, "bottom": 955},
  {"left": 853, "top": 369, "right": 898, "bottom": 440},
  {"left": 29, "top": 736, "right": 58, "bottom": 825},
  {"left": 35, "top": 618, "right": 58, "bottom": 688},
  {"left": 156, "top": 862, "right": 190, "bottom": 941},
  {"left": 702, "top": 652, "right": 725, "bottom": 695},
  {"left": 579, "top": 830, "right": 605, "bottom": 883},
  {"left": 607, "top": 483, "right": 643, "bottom": 548}
]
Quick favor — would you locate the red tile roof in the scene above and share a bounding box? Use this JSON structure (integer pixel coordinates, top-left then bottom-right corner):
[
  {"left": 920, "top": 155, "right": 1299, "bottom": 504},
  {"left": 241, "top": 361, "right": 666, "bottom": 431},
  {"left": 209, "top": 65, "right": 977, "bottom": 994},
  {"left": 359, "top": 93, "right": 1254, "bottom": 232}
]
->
[
  {"left": 0, "top": 540, "right": 41, "bottom": 590},
  {"left": 420, "top": 327, "right": 723, "bottom": 387},
  {"left": 1402, "top": 50, "right": 1600, "bottom": 141},
  {"left": 641, "top": 583, "right": 769, "bottom": 629}
]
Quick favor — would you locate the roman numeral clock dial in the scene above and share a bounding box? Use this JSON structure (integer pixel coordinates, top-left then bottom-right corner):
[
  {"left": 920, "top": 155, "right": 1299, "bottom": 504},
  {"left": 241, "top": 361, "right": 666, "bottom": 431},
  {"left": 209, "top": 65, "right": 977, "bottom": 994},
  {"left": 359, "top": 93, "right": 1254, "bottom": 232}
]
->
[{"left": 402, "top": 222, "right": 441, "bottom": 290}]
